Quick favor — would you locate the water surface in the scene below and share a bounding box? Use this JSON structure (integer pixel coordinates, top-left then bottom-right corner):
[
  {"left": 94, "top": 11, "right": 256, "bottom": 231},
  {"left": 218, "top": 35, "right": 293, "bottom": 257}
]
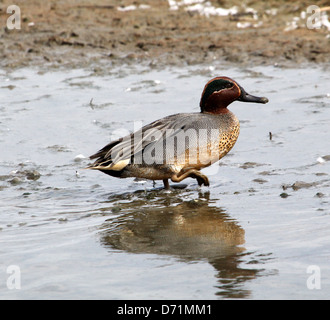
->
[{"left": 0, "top": 63, "right": 329, "bottom": 299}]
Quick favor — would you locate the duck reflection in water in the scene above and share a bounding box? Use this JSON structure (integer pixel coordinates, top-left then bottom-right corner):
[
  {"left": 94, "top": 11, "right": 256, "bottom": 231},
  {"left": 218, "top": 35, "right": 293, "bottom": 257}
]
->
[{"left": 99, "top": 190, "right": 262, "bottom": 298}]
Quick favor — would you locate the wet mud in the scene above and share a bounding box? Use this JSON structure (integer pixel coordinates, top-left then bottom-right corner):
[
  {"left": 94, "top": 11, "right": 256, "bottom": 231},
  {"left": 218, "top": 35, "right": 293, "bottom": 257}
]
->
[{"left": 0, "top": 0, "right": 329, "bottom": 69}]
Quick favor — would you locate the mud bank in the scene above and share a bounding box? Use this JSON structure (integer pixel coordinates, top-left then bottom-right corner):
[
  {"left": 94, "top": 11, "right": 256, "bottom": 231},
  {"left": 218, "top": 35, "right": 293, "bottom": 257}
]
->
[{"left": 0, "top": 0, "right": 329, "bottom": 69}]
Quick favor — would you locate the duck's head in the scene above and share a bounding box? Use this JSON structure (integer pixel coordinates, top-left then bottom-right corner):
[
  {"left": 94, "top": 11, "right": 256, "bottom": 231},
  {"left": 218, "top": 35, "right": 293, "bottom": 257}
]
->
[{"left": 200, "top": 76, "right": 269, "bottom": 114}]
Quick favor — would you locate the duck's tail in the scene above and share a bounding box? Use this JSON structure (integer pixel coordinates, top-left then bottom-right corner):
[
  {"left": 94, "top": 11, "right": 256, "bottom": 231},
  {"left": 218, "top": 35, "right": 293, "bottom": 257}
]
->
[{"left": 85, "top": 138, "right": 130, "bottom": 171}]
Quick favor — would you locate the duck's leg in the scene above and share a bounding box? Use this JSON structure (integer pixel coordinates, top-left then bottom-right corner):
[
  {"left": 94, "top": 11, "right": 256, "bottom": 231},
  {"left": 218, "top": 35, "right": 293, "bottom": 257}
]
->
[
  {"left": 195, "top": 174, "right": 210, "bottom": 187},
  {"left": 163, "top": 179, "right": 170, "bottom": 189},
  {"left": 171, "top": 169, "right": 209, "bottom": 187}
]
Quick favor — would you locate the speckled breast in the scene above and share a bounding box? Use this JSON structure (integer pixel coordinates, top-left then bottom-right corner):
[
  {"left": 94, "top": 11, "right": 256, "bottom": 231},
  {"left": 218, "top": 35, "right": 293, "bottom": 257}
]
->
[
  {"left": 217, "top": 121, "right": 240, "bottom": 157},
  {"left": 193, "top": 113, "right": 240, "bottom": 168}
]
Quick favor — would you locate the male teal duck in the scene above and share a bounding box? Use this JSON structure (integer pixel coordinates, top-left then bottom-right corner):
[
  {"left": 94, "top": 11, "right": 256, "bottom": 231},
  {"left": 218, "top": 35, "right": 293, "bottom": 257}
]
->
[{"left": 88, "top": 77, "right": 268, "bottom": 189}]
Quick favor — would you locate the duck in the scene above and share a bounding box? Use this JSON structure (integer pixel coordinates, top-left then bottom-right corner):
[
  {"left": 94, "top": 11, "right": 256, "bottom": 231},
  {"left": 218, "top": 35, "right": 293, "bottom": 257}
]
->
[{"left": 87, "top": 76, "right": 268, "bottom": 189}]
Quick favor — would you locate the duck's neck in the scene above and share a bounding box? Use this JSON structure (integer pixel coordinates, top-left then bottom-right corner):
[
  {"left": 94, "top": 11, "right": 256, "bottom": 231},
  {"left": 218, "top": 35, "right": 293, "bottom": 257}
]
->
[{"left": 202, "top": 106, "right": 230, "bottom": 114}]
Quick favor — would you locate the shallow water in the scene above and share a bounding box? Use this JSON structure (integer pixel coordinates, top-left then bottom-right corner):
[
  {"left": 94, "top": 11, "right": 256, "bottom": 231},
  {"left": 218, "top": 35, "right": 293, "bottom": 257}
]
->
[{"left": 0, "top": 62, "right": 329, "bottom": 299}]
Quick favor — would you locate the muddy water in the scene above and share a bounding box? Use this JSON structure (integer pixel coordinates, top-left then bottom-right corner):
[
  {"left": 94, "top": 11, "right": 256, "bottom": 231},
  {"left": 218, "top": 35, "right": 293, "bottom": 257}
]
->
[{"left": 0, "top": 63, "right": 329, "bottom": 299}]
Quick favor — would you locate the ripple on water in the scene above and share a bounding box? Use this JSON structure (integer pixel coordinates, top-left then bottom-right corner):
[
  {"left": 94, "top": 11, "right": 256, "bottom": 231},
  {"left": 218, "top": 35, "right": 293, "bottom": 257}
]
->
[{"left": 0, "top": 64, "right": 330, "bottom": 299}]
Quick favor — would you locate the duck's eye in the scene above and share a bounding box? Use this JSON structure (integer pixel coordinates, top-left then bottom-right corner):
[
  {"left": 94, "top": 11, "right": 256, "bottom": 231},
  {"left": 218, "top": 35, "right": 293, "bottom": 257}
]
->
[{"left": 225, "top": 82, "right": 234, "bottom": 88}]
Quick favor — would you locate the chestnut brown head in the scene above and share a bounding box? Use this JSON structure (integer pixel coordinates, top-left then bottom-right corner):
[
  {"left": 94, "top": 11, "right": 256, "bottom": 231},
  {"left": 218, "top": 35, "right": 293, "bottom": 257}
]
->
[{"left": 200, "top": 77, "right": 268, "bottom": 114}]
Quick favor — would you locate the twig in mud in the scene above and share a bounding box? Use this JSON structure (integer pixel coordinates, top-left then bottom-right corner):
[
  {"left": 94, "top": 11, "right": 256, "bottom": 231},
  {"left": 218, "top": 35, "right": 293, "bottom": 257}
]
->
[
  {"left": 89, "top": 98, "right": 94, "bottom": 109},
  {"left": 76, "top": 5, "right": 114, "bottom": 10}
]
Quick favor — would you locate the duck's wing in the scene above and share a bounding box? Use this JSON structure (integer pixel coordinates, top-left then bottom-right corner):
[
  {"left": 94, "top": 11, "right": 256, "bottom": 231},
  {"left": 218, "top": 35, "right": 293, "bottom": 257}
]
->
[
  {"left": 88, "top": 113, "right": 193, "bottom": 171},
  {"left": 138, "top": 113, "right": 219, "bottom": 167}
]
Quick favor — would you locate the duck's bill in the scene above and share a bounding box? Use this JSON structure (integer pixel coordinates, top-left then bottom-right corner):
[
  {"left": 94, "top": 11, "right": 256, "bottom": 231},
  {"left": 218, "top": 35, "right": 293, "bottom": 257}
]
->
[{"left": 238, "top": 88, "right": 269, "bottom": 104}]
